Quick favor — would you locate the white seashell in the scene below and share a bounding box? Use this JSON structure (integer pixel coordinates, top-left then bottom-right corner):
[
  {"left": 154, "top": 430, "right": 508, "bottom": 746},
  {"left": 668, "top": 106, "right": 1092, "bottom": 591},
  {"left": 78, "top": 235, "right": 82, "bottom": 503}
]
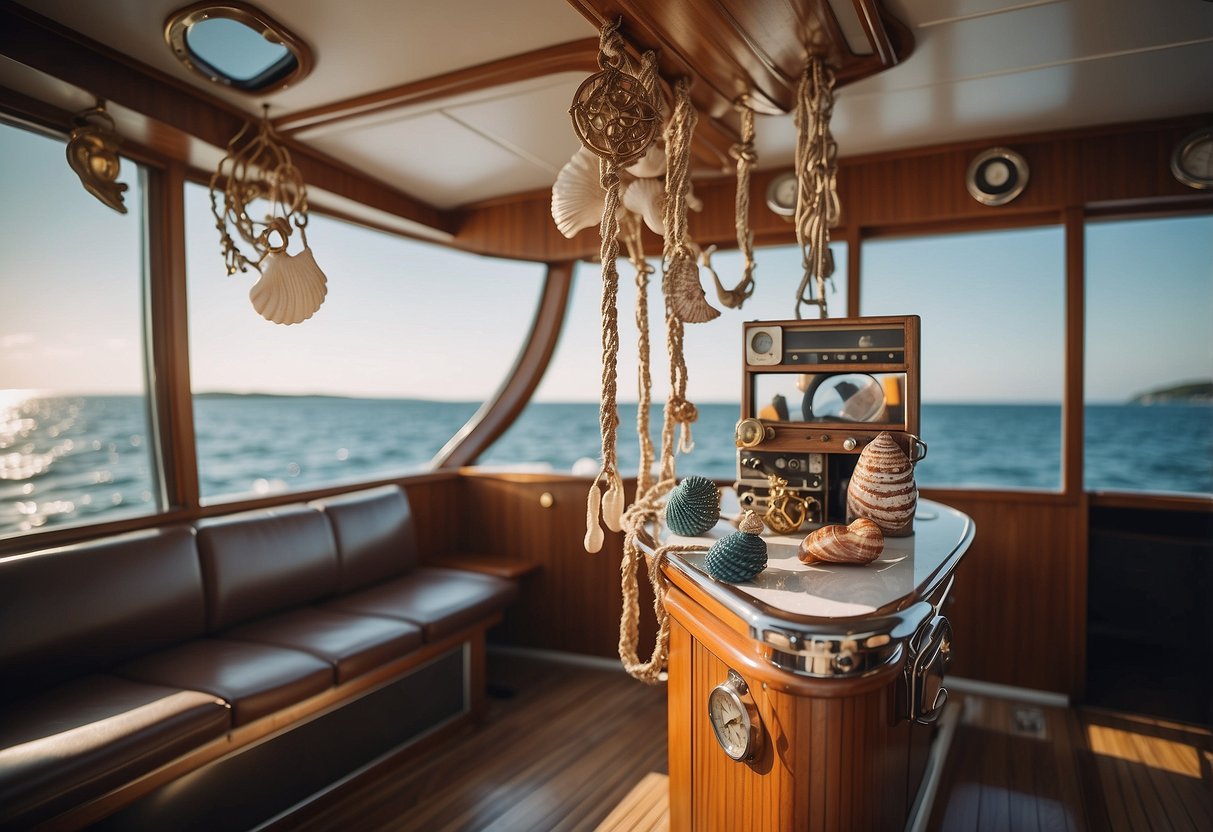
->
[
  {"left": 798, "top": 518, "right": 884, "bottom": 564},
  {"left": 846, "top": 432, "right": 916, "bottom": 536},
  {"left": 686, "top": 182, "right": 703, "bottom": 213},
  {"left": 625, "top": 143, "right": 666, "bottom": 178},
  {"left": 602, "top": 476, "right": 624, "bottom": 532},
  {"left": 621, "top": 178, "right": 664, "bottom": 236},
  {"left": 249, "top": 246, "right": 327, "bottom": 325},
  {"left": 551, "top": 147, "right": 603, "bottom": 238},
  {"left": 664, "top": 251, "right": 719, "bottom": 323}
]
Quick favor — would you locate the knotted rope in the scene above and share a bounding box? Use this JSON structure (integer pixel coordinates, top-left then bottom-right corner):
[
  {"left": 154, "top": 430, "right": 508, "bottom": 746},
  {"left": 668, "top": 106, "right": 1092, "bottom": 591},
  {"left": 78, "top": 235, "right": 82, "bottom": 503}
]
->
[
  {"left": 793, "top": 57, "right": 839, "bottom": 320},
  {"left": 710, "top": 97, "right": 758, "bottom": 309}
]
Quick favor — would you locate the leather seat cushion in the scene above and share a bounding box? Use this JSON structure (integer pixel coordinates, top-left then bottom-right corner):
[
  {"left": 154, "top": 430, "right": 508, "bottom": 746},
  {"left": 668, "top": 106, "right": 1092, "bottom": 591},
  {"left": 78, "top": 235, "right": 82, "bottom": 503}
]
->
[
  {"left": 321, "top": 567, "right": 517, "bottom": 642},
  {"left": 0, "top": 675, "right": 229, "bottom": 829},
  {"left": 222, "top": 608, "right": 423, "bottom": 684},
  {"left": 116, "top": 639, "right": 332, "bottom": 726},
  {"left": 311, "top": 485, "right": 418, "bottom": 592}
]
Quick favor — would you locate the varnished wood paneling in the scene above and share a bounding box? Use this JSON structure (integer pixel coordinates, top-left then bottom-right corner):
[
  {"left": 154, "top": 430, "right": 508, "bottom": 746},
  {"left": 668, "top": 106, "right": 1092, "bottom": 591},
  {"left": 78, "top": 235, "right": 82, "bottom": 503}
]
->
[
  {"left": 456, "top": 473, "right": 657, "bottom": 659},
  {"left": 921, "top": 489, "right": 1085, "bottom": 695}
]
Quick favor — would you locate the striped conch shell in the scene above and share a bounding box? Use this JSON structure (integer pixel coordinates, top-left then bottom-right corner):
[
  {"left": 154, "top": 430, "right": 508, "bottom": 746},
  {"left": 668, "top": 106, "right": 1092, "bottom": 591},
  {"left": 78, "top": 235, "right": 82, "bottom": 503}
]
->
[
  {"left": 798, "top": 518, "right": 884, "bottom": 565},
  {"left": 664, "top": 250, "right": 720, "bottom": 323},
  {"left": 846, "top": 432, "right": 917, "bottom": 536},
  {"left": 249, "top": 246, "right": 328, "bottom": 325},
  {"left": 551, "top": 146, "right": 603, "bottom": 238}
]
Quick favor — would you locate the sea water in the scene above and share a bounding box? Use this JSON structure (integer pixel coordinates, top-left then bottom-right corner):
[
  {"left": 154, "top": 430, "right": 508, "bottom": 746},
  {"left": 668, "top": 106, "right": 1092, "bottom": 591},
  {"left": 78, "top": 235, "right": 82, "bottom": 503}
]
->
[{"left": 2, "top": 395, "right": 1210, "bottom": 535}]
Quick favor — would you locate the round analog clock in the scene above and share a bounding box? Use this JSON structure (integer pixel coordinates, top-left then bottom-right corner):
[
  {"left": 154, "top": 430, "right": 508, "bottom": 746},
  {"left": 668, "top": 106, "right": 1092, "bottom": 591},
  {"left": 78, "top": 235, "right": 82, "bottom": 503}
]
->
[
  {"left": 966, "top": 147, "right": 1029, "bottom": 206},
  {"left": 765, "top": 171, "right": 798, "bottom": 216},
  {"left": 707, "top": 669, "right": 762, "bottom": 761},
  {"left": 1171, "top": 128, "right": 1213, "bottom": 189}
]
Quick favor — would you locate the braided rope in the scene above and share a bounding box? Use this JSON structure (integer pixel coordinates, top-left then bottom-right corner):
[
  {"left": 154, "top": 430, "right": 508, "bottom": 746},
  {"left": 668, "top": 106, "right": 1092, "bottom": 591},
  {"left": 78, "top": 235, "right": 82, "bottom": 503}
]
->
[
  {"left": 793, "top": 57, "right": 839, "bottom": 320},
  {"left": 621, "top": 212, "right": 656, "bottom": 497},
  {"left": 712, "top": 98, "right": 757, "bottom": 309}
]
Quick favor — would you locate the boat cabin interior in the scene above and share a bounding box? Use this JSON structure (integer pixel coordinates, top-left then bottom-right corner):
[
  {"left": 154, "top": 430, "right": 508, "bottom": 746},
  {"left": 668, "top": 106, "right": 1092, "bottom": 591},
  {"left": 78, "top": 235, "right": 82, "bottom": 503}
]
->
[{"left": 1, "top": 1, "right": 1211, "bottom": 830}]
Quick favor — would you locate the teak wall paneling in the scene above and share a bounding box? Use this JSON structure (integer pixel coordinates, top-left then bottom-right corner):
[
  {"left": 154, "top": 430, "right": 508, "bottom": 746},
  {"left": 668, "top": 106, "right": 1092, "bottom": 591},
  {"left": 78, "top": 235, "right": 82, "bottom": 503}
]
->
[{"left": 456, "top": 473, "right": 657, "bottom": 658}]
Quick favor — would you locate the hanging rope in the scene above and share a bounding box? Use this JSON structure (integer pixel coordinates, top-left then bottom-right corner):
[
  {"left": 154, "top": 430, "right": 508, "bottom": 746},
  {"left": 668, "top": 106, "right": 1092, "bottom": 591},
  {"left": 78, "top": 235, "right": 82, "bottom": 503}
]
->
[
  {"left": 570, "top": 21, "right": 660, "bottom": 553},
  {"left": 621, "top": 212, "right": 656, "bottom": 497},
  {"left": 711, "top": 96, "right": 758, "bottom": 309},
  {"left": 793, "top": 57, "right": 840, "bottom": 319}
]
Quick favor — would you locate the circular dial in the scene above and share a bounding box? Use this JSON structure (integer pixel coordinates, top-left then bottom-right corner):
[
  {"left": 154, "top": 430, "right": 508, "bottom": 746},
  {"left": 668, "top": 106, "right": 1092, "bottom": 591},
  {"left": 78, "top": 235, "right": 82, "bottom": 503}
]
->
[
  {"left": 751, "top": 331, "right": 774, "bottom": 355},
  {"left": 1172, "top": 128, "right": 1213, "bottom": 189},
  {"left": 708, "top": 684, "right": 753, "bottom": 760},
  {"left": 765, "top": 171, "right": 798, "bottom": 216}
]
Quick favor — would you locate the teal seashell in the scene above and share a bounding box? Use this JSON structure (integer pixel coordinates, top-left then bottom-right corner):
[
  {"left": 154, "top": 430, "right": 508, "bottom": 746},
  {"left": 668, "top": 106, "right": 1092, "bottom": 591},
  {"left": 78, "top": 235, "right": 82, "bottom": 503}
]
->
[
  {"left": 665, "top": 475, "right": 720, "bottom": 536},
  {"left": 704, "top": 511, "right": 767, "bottom": 583}
]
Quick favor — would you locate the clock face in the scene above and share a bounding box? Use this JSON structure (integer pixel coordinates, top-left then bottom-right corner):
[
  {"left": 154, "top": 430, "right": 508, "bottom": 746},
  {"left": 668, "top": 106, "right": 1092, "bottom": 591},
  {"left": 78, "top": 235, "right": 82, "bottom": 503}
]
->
[
  {"left": 1172, "top": 129, "right": 1213, "bottom": 189},
  {"left": 707, "top": 671, "right": 760, "bottom": 761},
  {"left": 765, "top": 172, "right": 798, "bottom": 216}
]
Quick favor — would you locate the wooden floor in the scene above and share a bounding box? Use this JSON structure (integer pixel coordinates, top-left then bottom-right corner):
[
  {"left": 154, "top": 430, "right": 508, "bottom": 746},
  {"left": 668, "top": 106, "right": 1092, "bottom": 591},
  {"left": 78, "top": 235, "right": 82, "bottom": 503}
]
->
[{"left": 293, "top": 655, "right": 1212, "bottom": 832}]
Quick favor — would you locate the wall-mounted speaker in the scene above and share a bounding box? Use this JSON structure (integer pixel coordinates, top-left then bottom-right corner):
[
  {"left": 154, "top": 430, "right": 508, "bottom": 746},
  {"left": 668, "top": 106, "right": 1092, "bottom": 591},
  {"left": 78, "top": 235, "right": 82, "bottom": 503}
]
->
[{"left": 966, "top": 147, "right": 1029, "bottom": 206}]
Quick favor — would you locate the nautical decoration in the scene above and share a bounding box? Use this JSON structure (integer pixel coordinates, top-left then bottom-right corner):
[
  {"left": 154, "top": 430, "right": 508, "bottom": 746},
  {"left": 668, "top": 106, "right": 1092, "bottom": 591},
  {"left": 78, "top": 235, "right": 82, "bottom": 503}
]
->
[
  {"left": 763, "top": 473, "right": 813, "bottom": 535},
  {"left": 793, "top": 56, "right": 840, "bottom": 319},
  {"left": 66, "top": 102, "right": 128, "bottom": 214},
  {"left": 209, "top": 107, "right": 328, "bottom": 325},
  {"left": 665, "top": 252, "right": 718, "bottom": 323},
  {"left": 664, "top": 475, "right": 720, "bottom": 536},
  {"left": 798, "top": 518, "right": 885, "bottom": 565},
  {"left": 709, "top": 96, "right": 758, "bottom": 310},
  {"left": 705, "top": 511, "right": 767, "bottom": 583},
  {"left": 551, "top": 146, "right": 604, "bottom": 238},
  {"left": 846, "top": 432, "right": 917, "bottom": 537},
  {"left": 620, "top": 177, "right": 665, "bottom": 236}
]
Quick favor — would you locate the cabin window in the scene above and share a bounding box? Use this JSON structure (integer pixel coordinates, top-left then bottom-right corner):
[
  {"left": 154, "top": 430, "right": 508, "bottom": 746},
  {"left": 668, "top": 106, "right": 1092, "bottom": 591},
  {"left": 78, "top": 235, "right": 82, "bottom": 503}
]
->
[
  {"left": 1084, "top": 213, "right": 1213, "bottom": 496},
  {"left": 860, "top": 226, "right": 1066, "bottom": 491},
  {"left": 480, "top": 244, "right": 849, "bottom": 476},
  {"left": 184, "top": 182, "right": 544, "bottom": 502},
  {"left": 0, "top": 122, "right": 160, "bottom": 537}
]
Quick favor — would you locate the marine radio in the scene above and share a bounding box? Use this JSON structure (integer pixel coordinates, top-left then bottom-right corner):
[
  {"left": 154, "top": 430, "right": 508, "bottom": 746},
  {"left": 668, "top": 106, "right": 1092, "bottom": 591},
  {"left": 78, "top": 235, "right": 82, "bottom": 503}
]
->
[{"left": 735, "top": 315, "right": 925, "bottom": 533}]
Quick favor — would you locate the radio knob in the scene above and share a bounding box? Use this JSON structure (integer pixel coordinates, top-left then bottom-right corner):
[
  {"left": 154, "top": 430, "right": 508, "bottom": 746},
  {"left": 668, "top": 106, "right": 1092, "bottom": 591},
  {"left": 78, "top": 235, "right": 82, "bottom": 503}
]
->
[{"left": 842, "top": 437, "right": 858, "bottom": 451}]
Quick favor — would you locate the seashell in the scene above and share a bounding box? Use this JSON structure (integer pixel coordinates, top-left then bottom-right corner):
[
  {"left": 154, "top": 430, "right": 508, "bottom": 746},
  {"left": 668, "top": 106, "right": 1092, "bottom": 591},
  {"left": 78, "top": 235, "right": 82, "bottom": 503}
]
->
[
  {"left": 664, "top": 475, "right": 720, "bottom": 536},
  {"left": 584, "top": 485, "right": 604, "bottom": 553},
  {"left": 846, "top": 432, "right": 917, "bottom": 536},
  {"left": 664, "top": 251, "right": 720, "bottom": 323},
  {"left": 551, "top": 147, "right": 603, "bottom": 238},
  {"left": 686, "top": 182, "right": 703, "bottom": 213},
  {"left": 602, "top": 476, "right": 625, "bottom": 533},
  {"left": 625, "top": 143, "right": 666, "bottom": 178},
  {"left": 798, "top": 518, "right": 885, "bottom": 565},
  {"left": 249, "top": 246, "right": 328, "bottom": 325},
  {"left": 621, "top": 178, "right": 665, "bottom": 236},
  {"left": 704, "top": 510, "right": 767, "bottom": 583}
]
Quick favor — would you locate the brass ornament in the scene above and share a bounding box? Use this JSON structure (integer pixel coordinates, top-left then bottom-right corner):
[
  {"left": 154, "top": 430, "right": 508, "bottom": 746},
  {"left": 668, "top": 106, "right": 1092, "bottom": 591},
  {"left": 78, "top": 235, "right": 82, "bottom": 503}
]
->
[
  {"left": 764, "top": 474, "right": 813, "bottom": 535},
  {"left": 66, "top": 103, "right": 128, "bottom": 214},
  {"left": 569, "top": 66, "right": 660, "bottom": 168}
]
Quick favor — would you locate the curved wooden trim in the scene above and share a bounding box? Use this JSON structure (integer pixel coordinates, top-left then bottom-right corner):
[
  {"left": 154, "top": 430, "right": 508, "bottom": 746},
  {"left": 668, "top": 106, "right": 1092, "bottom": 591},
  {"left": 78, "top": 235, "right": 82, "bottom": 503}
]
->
[
  {"left": 273, "top": 39, "right": 600, "bottom": 135},
  {"left": 432, "top": 261, "right": 575, "bottom": 469}
]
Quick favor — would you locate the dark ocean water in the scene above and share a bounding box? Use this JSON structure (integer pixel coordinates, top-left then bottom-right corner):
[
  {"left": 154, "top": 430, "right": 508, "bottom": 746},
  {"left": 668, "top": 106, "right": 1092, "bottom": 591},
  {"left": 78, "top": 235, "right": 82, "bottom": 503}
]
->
[{"left": 2, "top": 395, "right": 1210, "bottom": 535}]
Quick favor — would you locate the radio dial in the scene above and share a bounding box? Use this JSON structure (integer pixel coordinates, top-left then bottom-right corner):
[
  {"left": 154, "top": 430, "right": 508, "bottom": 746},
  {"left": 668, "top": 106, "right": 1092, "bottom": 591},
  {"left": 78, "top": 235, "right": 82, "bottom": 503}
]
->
[{"left": 735, "top": 418, "right": 771, "bottom": 449}]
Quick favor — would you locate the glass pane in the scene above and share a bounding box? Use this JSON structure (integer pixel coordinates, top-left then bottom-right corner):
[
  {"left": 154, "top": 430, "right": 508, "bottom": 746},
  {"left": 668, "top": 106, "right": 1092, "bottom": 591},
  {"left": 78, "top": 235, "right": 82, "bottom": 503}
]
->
[
  {"left": 186, "top": 18, "right": 292, "bottom": 83},
  {"left": 0, "top": 123, "right": 157, "bottom": 536},
  {"left": 185, "top": 183, "right": 545, "bottom": 501},
  {"left": 480, "top": 243, "right": 849, "bottom": 478},
  {"left": 861, "top": 227, "right": 1065, "bottom": 490},
  {"left": 1085, "top": 214, "right": 1213, "bottom": 495}
]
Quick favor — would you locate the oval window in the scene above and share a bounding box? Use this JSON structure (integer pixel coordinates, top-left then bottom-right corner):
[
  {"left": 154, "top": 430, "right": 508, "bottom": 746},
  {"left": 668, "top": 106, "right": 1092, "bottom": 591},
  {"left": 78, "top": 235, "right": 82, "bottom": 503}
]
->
[{"left": 165, "top": 2, "right": 313, "bottom": 93}]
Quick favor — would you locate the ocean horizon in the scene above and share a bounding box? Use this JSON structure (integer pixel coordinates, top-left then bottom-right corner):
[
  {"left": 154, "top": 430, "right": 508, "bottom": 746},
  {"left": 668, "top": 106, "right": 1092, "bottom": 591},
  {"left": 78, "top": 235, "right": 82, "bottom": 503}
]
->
[{"left": 2, "top": 393, "right": 1210, "bottom": 535}]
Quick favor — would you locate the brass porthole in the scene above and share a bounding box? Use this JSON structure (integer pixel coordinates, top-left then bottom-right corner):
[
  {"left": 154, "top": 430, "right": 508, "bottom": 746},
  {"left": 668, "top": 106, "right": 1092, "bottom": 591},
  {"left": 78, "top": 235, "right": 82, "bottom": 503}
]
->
[{"left": 164, "top": 1, "right": 314, "bottom": 94}]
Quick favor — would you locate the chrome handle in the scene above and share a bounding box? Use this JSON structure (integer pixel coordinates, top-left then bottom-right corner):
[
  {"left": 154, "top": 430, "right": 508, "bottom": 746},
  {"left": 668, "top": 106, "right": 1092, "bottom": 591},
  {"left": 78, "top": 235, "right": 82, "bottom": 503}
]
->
[{"left": 916, "top": 686, "right": 948, "bottom": 725}]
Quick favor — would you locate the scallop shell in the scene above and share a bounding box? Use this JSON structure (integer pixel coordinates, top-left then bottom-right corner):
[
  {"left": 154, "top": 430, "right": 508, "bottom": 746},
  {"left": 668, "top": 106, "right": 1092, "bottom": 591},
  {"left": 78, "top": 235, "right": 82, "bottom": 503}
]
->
[
  {"left": 551, "top": 147, "right": 603, "bottom": 238},
  {"left": 846, "top": 432, "right": 916, "bottom": 536},
  {"left": 625, "top": 143, "right": 666, "bottom": 178},
  {"left": 704, "top": 510, "right": 767, "bottom": 583},
  {"left": 664, "top": 252, "right": 720, "bottom": 323},
  {"left": 664, "top": 475, "right": 720, "bottom": 536},
  {"left": 249, "top": 246, "right": 327, "bottom": 325},
  {"left": 621, "top": 177, "right": 665, "bottom": 236},
  {"left": 798, "top": 518, "right": 885, "bottom": 565}
]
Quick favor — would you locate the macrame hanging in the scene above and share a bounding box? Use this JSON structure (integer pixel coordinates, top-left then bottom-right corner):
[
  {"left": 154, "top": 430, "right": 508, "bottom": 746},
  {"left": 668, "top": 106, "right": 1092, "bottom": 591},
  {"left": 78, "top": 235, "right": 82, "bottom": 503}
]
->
[
  {"left": 66, "top": 101, "right": 128, "bottom": 214},
  {"left": 210, "top": 108, "right": 328, "bottom": 326},
  {"left": 569, "top": 20, "right": 661, "bottom": 553},
  {"left": 707, "top": 96, "right": 758, "bottom": 309},
  {"left": 793, "top": 57, "right": 840, "bottom": 319}
]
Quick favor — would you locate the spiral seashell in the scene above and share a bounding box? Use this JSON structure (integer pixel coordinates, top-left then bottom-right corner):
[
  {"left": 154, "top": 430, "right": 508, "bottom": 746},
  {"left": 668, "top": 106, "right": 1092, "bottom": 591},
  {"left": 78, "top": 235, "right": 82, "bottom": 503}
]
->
[
  {"left": 704, "top": 510, "right": 767, "bottom": 583},
  {"left": 621, "top": 177, "right": 664, "bottom": 236},
  {"left": 664, "top": 475, "right": 720, "bottom": 536},
  {"left": 551, "top": 147, "right": 603, "bottom": 238},
  {"left": 625, "top": 143, "right": 666, "bottom": 178},
  {"left": 798, "top": 518, "right": 884, "bottom": 565},
  {"left": 846, "top": 432, "right": 917, "bottom": 536},
  {"left": 249, "top": 246, "right": 328, "bottom": 325},
  {"left": 664, "top": 252, "right": 720, "bottom": 323}
]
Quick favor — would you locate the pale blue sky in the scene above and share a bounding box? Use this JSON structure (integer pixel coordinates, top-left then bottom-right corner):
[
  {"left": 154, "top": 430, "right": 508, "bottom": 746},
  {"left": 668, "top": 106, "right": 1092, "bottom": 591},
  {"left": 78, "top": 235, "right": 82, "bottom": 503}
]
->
[{"left": 2, "top": 122, "right": 1210, "bottom": 404}]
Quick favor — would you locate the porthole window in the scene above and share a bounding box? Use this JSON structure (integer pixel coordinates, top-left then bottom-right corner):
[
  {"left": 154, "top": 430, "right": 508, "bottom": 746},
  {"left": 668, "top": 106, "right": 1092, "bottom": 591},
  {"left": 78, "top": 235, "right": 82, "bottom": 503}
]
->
[{"left": 165, "top": 2, "right": 313, "bottom": 93}]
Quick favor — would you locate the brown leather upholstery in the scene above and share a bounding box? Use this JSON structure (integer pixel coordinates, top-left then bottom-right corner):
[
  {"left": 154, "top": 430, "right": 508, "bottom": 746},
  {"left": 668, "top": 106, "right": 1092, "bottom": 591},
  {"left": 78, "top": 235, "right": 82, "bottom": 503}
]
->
[
  {"left": 0, "top": 526, "right": 205, "bottom": 699},
  {"left": 312, "top": 485, "right": 418, "bottom": 591},
  {"left": 197, "top": 505, "right": 338, "bottom": 631},
  {"left": 322, "top": 567, "right": 517, "bottom": 641},
  {"left": 117, "top": 639, "right": 332, "bottom": 726},
  {"left": 0, "top": 675, "right": 229, "bottom": 830},
  {"left": 222, "top": 608, "right": 423, "bottom": 684}
]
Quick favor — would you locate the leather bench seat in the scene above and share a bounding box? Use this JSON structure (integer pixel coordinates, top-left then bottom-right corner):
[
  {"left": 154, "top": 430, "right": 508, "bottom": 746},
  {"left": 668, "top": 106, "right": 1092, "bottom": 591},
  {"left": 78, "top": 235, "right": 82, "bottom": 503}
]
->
[{"left": 0, "top": 675, "right": 229, "bottom": 829}]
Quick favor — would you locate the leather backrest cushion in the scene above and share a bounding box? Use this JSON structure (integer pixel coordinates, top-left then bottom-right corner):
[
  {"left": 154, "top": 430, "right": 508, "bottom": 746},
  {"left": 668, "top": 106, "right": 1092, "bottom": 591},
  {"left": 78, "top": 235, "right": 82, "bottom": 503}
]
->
[
  {"left": 0, "top": 526, "right": 205, "bottom": 698},
  {"left": 197, "top": 505, "right": 338, "bottom": 630},
  {"left": 312, "top": 485, "right": 417, "bottom": 592}
]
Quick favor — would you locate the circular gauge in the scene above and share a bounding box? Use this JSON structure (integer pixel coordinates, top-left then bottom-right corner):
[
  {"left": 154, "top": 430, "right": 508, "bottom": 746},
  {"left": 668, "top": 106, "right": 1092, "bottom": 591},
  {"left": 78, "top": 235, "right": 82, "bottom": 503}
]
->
[
  {"left": 765, "top": 171, "right": 798, "bottom": 216},
  {"left": 966, "top": 147, "right": 1029, "bottom": 206},
  {"left": 1171, "top": 127, "right": 1213, "bottom": 189},
  {"left": 708, "top": 669, "right": 762, "bottom": 761},
  {"left": 751, "top": 331, "right": 774, "bottom": 355},
  {"left": 735, "top": 418, "right": 769, "bottom": 449}
]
